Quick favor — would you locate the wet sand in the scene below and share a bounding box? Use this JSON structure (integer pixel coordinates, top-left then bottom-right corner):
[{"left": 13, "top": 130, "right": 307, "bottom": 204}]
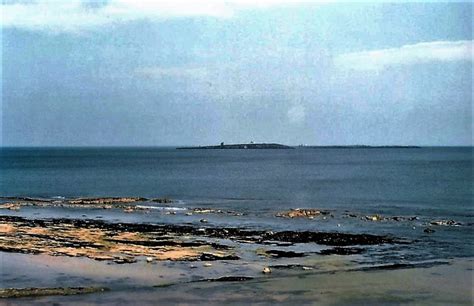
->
[{"left": 1, "top": 252, "right": 472, "bottom": 305}]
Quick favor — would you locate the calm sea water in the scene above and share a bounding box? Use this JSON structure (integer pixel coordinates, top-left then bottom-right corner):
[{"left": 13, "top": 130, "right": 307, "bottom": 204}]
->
[{"left": 1, "top": 147, "right": 473, "bottom": 261}]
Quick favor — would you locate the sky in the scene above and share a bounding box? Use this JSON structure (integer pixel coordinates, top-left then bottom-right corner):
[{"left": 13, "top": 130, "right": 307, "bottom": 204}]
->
[{"left": 1, "top": 0, "right": 472, "bottom": 146}]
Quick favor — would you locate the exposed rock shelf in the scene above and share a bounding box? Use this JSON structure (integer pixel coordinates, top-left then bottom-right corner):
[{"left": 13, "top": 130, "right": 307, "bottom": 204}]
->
[{"left": 0, "top": 215, "right": 404, "bottom": 264}]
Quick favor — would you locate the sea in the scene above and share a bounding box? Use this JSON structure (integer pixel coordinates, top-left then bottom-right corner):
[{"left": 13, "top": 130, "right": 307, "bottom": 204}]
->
[{"left": 1, "top": 146, "right": 473, "bottom": 264}]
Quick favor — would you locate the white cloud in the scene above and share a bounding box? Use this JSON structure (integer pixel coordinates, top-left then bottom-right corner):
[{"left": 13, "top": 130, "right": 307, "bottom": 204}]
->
[
  {"left": 1, "top": 0, "right": 331, "bottom": 33},
  {"left": 335, "top": 40, "right": 473, "bottom": 71},
  {"left": 287, "top": 105, "right": 306, "bottom": 124}
]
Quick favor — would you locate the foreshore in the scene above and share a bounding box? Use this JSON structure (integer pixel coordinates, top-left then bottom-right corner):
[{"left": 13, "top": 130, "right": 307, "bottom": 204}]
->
[
  {"left": 1, "top": 197, "right": 472, "bottom": 305},
  {"left": 1, "top": 251, "right": 471, "bottom": 305}
]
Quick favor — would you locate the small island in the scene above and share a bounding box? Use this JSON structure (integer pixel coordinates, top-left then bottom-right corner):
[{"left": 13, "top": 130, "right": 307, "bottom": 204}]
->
[
  {"left": 177, "top": 142, "right": 294, "bottom": 150},
  {"left": 297, "top": 145, "right": 421, "bottom": 149}
]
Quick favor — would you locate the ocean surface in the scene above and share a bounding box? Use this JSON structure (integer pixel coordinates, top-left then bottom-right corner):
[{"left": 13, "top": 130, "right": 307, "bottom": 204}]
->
[{"left": 1, "top": 146, "right": 473, "bottom": 263}]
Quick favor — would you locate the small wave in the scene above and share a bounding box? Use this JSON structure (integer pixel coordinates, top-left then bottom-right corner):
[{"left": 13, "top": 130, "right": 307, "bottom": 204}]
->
[{"left": 136, "top": 205, "right": 187, "bottom": 211}]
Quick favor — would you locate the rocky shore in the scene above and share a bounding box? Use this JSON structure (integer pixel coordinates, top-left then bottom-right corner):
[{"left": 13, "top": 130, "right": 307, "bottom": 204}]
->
[
  {"left": 1, "top": 196, "right": 470, "bottom": 303},
  {"left": 0, "top": 215, "right": 402, "bottom": 264}
]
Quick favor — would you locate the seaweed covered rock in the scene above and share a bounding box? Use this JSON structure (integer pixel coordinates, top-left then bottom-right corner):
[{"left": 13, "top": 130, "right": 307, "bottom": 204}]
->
[{"left": 276, "top": 208, "right": 329, "bottom": 219}]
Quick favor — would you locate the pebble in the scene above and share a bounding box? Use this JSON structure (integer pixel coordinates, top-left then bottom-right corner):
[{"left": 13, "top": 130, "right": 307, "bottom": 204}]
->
[
  {"left": 203, "top": 263, "right": 213, "bottom": 267},
  {"left": 262, "top": 267, "right": 271, "bottom": 274},
  {"left": 200, "top": 219, "right": 208, "bottom": 223},
  {"left": 146, "top": 257, "right": 153, "bottom": 263}
]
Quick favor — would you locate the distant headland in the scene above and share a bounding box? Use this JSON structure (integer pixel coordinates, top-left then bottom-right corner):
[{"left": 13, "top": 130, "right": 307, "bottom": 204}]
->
[{"left": 177, "top": 143, "right": 294, "bottom": 149}]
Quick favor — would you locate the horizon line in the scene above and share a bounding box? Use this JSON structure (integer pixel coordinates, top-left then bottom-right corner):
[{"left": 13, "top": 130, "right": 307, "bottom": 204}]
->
[{"left": 1, "top": 144, "right": 473, "bottom": 148}]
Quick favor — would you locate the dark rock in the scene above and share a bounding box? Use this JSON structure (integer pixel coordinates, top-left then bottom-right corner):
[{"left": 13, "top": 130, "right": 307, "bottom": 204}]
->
[
  {"left": 154, "top": 283, "right": 175, "bottom": 288},
  {"left": 261, "top": 230, "right": 400, "bottom": 246},
  {"left": 152, "top": 198, "right": 172, "bottom": 204},
  {"left": 423, "top": 228, "right": 435, "bottom": 233},
  {"left": 199, "top": 253, "right": 239, "bottom": 261},
  {"left": 319, "top": 247, "right": 365, "bottom": 255},
  {"left": 358, "top": 261, "right": 449, "bottom": 272},
  {"left": 0, "top": 197, "right": 53, "bottom": 203},
  {"left": 269, "top": 264, "right": 304, "bottom": 269},
  {"left": 264, "top": 249, "right": 307, "bottom": 258},
  {"left": 104, "top": 238, "right": 230, "bottom": 250},
  {"left": 0, "top": 287, "right": 108, "bottom": 298},
  {"left": 203, "top": 276, "right": 254, "bottom": 282}
]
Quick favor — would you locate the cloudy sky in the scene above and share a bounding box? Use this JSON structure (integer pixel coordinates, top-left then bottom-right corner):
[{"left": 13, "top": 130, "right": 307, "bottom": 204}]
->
[{"left": 1, "top": 1, "right": 472, "bottom": 146}]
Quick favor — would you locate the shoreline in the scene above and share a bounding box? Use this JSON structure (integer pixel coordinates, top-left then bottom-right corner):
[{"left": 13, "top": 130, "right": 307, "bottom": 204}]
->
[{"left": 1, "top": 197, "right": 472, "bottom": 304}]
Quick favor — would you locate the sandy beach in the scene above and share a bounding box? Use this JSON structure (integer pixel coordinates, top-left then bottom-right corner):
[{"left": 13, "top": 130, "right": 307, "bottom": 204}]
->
[{"left": 1, "top": 251, "right": 472, "bottom": 305}]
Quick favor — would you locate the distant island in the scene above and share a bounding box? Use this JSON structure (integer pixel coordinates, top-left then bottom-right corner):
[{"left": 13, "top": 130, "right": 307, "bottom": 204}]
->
[
  {"left": 177, "top": 143, "right": 421, "bottom": 150},
  {"left": 297, "top": 145, "right": 421, "bottom": 149},
  {"left": 177, "top": 143, "right": 294, "bottom": 149}
]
